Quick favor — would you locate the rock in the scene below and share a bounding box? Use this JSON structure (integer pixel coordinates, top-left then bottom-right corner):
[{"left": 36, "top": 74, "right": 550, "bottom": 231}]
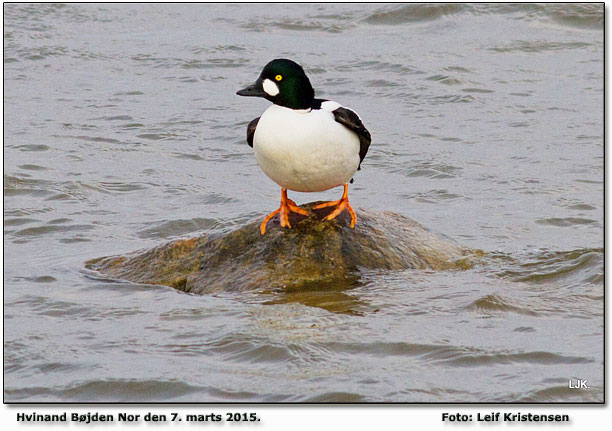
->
[{"left": 86, "top": 202, "right": 476, "bottom": 294}]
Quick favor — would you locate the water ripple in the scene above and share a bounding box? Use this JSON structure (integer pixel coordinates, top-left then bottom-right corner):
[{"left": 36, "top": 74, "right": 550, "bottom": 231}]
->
[{"left": 5, "top": 379, "right": 205, "bottom": 402}]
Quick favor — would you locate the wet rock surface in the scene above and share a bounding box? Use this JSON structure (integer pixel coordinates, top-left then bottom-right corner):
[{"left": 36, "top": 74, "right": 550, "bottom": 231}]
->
[{"left": 87, "top": 203, "right": 475, "bottom": 293}]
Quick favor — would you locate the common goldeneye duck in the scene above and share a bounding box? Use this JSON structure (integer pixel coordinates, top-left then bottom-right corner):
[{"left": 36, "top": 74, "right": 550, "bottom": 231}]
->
[{"left": 237, "top": 58, "right": 371, "bottom": 235}]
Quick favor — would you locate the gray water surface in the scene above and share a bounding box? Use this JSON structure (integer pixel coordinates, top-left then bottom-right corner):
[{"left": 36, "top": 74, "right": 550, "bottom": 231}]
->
[{"left": 3, "top": 3, "right": 603, "bottom": 402}]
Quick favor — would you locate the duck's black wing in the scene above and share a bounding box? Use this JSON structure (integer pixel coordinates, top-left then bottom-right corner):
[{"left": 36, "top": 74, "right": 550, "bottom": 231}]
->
[
  {"left": 246, "top": 117, "right": 260, "bottom": 148},
  {"left": 332, "top": 107, "right": 371, "bottom": 169}
]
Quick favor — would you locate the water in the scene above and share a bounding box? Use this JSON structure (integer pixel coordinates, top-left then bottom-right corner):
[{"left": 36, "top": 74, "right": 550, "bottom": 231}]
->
[{"left": 3, "top": 3, "right": 603, "bottom": 402}]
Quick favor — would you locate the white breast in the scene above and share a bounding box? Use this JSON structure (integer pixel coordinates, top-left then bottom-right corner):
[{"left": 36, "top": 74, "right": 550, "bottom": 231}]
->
[{"left": 253, "top": 103, "right": 361, "bottom": 193}]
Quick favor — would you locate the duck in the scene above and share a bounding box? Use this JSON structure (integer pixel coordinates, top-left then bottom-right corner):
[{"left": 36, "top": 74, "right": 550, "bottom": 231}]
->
[{"left": 237, "top": 59, "right": 371, "bottom": 235}]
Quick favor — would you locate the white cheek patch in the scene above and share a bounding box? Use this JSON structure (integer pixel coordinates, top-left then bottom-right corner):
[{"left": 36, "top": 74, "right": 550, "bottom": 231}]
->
[{"left": 262, "top": 79, "right": 280, "bottom": 96}]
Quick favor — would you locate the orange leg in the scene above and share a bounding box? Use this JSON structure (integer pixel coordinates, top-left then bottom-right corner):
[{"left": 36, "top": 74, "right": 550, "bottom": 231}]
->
[
  {"left": 313, "top": 184, "right": 357, "bottom": 228},
  {"left": 260, "top": 189, "right": 309, "bottom": 235}
]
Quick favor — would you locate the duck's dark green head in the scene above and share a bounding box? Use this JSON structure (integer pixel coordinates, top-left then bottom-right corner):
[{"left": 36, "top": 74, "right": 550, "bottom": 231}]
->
[{"left": 237, "top": 59, "right": 315, "bottom": 110}]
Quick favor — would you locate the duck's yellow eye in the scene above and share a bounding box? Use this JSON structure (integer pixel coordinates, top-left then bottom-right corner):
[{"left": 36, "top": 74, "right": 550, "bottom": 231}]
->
[{"left": 275, "top": 74, "right": 283, "bottom": 81}]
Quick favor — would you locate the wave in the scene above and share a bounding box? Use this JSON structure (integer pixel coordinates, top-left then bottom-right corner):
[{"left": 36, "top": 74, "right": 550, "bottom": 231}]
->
[
  {"left": 362, "top": 3, "right": 602, "bottom": 30},
  {"left": 494, "top": 248, "right": 603, "bottom": 286}
]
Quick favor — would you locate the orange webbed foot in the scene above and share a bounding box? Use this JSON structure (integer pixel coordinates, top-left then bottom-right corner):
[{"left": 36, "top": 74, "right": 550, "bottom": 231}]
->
[
  {"left": 260, "top": 189, "right": 310, "bottom": 235},
  {"left": 313, "top": 184, "right": 356, "bottom": 228}
]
